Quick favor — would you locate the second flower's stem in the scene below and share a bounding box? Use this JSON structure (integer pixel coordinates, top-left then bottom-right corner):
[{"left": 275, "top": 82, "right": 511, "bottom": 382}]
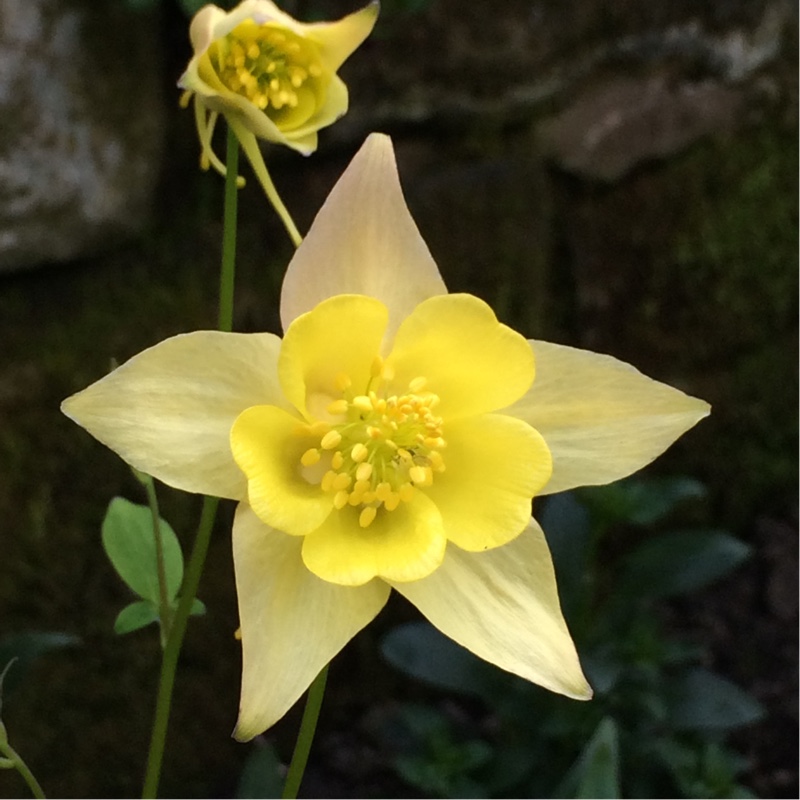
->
[
  {"left": 141, "top": 126, "right": 241, "bottom": 799},
  {"left": 219, "top": 125, "right": 239, "bottom": 333},
  {"left": 281, "top": 665, "right": 329, "bottom": 800}
]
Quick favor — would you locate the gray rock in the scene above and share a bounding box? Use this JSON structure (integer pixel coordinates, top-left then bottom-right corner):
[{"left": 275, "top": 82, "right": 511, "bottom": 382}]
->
[
  {"left": 0, "top": 0, "right": 165, "bottom": 272},
  {"left": 537, "top": 75, "right": 744, "bottom": 182}
]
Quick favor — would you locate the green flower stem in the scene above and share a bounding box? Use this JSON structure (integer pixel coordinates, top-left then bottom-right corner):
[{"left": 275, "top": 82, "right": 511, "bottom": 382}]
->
[
  {"left": 0, "top": 736, "right": 46, "bottom": 800},
  {"left": 142, "top": 495, "right": 220, "bottom": 799},
  {"left": 281, "top": 665, "right": 329, "bottom": 800},
  {"left": 218, "top": 125, "right": 239, "bottom": 333},
  {"left": 142, "top": 474, "right": 173, "bottom": 647},
  {"left": 141, "top": 125, "right": 241, "bottom": 799}
]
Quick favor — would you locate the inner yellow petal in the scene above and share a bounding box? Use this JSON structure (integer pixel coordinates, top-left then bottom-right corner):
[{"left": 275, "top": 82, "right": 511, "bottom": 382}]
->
[
  {"left": 279, "top": 294, "right": 389, "bottom": 419},
  {"left": 301, "top": 492, "right": 446, "bottom": 586},
  {"left": 387, "top": 294, "right": 534, "bottom": 421},
  {"left": 425, "top": 413, "right": 552, "bottom": 552},
  {"left": 231, "top": 404, "right": 333, "bottom": 535}
]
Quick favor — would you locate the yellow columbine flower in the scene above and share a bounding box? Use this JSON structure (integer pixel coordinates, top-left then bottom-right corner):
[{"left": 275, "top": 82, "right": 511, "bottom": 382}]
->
[
  {"left": 61, "top": 134, "right": 710, "bottom": 740},
  {"left": 180, "top": 0, "right": 378, "bottom": 161}
]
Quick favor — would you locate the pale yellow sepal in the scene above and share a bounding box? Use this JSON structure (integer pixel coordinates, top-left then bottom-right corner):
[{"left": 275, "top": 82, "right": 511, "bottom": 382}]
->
[
  {"left": 280, "top": 133, "right": 448, "bottom": 337},
  {"left": 61, "top": 331, "right": 286, "bottom": 500},
  {"left": 232, "top": 503, "right": 390, "bottom": 740},
  {"left": 393, "top": 518, "right": 592, "bottom": 700},
  {"left": 507, "top": 340, "right": 711, "bottom": 494}
]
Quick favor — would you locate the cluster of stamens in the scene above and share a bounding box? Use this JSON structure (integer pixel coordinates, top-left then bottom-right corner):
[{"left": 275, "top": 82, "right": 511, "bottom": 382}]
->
[
  {"left": 213, "top": 21, "right": 323, "bottom": 112},
  {"left": 299, "top": 359, "right": 447, "bottom": 529}
]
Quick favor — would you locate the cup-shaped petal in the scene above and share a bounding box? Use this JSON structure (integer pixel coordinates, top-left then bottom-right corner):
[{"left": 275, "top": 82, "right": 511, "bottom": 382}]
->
[{"left": 386, "top": 293, "right": 535, "bottom": 421}]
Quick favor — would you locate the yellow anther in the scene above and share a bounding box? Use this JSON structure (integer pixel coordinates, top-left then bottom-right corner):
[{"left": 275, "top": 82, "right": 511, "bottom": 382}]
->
[
  {"left": 333, "top": 490, "right": 349, "bottom": 509},
  {"left": 409, "top": 376, "right": 427, "bottom": 393},
  {"left": 399, "top": 483, "right": 415, "bottom": 503},
  {"left": 307, "top": 420, "right": 331, "bottom": 437},
  {"left": 368, "top": 426, "right": 383, "bottom": 440},
  {"left": 327, "top": 399, "right": 349, "bottom": 415},
  {"left": 234, "top": 627, "right": 242, "bottom": 640},
  {"left": 321, "top": 471, "right": 337, "bottom": 492},
  {"left": 320, "top": 430, "right": 342, "bottom": 450},
  {"left": 331, "top": 451, "right": 344, "bottom": 470},
  {"left": 397, "top": 448, "right": 412, "bottom": 461},
  {"left": 300, "top": 448, "right": 321, "bottom": 467},
  {"left": 409, "top": 465, "right": 433, "bottom": 486},
  {"left": 424, "top": 437, "right": 446, "bottom": 449},
  {"left": 335, "top": 372, "right": 352, "bottom": 391},
  {"left": 383, "top": 492, "right": 401, "bottom": 511},
  {"left": 247, "top": 43, "right": 260, "bottom": 59},
  {"left": 332, "top": 472, "right": 352, "bottom": 491},
  {"left": 353, "top": 479, "right": 371, "bottom": 494},
  {"left": 370, "top": 356, "right": 384, "bottom": 378},
  {"left": 352, "top": 395, "right": 372, "bottom": 413},
  {"left": 359, "top": 506, "right": 377, "bottom": 528},
  {"left": 351, "top": 443, "right": 369, "bottom": 462},
  {"left": 356, "top": 462, "right": 373, "bottom": 482},
  {"left": 429, "top": 451, "right": 446, "bottom": 472},
  {"left": 375, "top": 482, "right": 393, "bottom": 502},
  {"left": 362, "top": 491, "right": 376, "bottom": 504}
]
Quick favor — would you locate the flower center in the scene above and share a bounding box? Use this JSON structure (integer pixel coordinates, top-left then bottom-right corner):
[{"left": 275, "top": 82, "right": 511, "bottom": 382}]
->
[
  {"left": 212, "top": 20, "right": 323, "bottom": 112},
  {"left": 299, "top": 359, "right": 447, "bottom": 529}
]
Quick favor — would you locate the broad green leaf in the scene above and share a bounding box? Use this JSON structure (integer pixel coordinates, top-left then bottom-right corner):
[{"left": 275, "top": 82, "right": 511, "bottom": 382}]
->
[
  {"left": 580, "top": 476, "right": 706, "bottom": 527},
  {"left": 539, "top": 492, "right": 591, "bottom": 612},
  {"left": 381, "top": 622, "right": 498, "bottom": 699},
  {"left": 113, "top": 601, "right": 159, "bottom": 635},
  {"left": 189, "top": 598, "right": 207, "bottom": 617},
  {"left": 101, "top": 497, "right": 184, "bottom": 604},
  {"left": 665, "top": 668, "right": 764, "bottom": 731},
  {"left": 559, "top": 717, "right": 620, "bottom": 799},
  {"left": 237, "top": 741, "right": 284, "bottom": 799},
  {"left": 619, "top": 529, "right": 751, "bottom": 601},
  {"left": 0, "top": 632, "right": 80, "bottom": 697}
]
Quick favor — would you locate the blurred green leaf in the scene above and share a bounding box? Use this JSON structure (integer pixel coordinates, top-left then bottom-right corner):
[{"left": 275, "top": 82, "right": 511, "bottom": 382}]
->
[
  {"left": 101, "top": 497, "right": 184, "bottom": 604},
  {"left": 618, "top": 529, "right": 751, "bottom": 601},
  {"left": 665, "top": 668, "right": 764, "bottom": 732},
  {"left": 539, "top": 492, "right": 591, "bottom": 611},
  {"left": 113, "top": 601, "right": 159, "bottom": 635},
  {"left": 179, "top": 0, "right": 213, "bottom": 16},
  {"left": 580, "top": 476, "right": 706, "bottom": 527},
  {"left": 559, "top": 716, "right": 620, "bottom": 798},
  {"left": 381, "top": 622, "right": 496, "bottom": 699},
  {"left": 237, "top": 740, "right": 284, "bottom": 799},
  {"left": 189, "top": 598, "right": 206, "bottom": 617},
  {"left": 0, "top": 632, "right": 79, "bottom": 697}
]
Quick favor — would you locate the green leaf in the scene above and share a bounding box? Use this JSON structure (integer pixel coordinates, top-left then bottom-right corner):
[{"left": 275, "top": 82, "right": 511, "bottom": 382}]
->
[
  {"left": 618, "top": 529, "right": 751, "bottom": 601},
  {"left": 188, "top": 598, "right": 206, "bottom": 617},
  {"left": 381, "top": 622, "right": 498, "bottom": 699},
  {"left": 539, "top": 492, "right": 591, "bottom": 611},
  {"left": 559, "top": 717, "right": 620, "bottom": 799},
  {"left": 665, "top": 668, "right": 764, "bottom": 732},
  {"left": 580, "top": 476, "right": 706, "bottom": 527},
  {"left": 0, "top": 632, "right": 80, "bottom": 698},
  {"left": 113, "top": 601, "right": 160, "bottom": 635},
  {"left": 101, "top": 497, "right": 185, "bottom": 604},
  {"left": 237, "top": 741, "right": 284, "bottom": 799}
]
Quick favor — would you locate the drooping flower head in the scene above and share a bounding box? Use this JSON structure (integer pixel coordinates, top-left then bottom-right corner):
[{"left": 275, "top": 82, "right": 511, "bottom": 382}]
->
[
  {"left": 62, "top": 134, "right": 710, "bottom": 740},
  {"left": 180, "top": 0, "right": 379, "bottom": 161}
]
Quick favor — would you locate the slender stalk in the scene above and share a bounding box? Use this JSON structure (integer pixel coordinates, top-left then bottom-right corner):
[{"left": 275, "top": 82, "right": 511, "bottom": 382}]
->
[
  {"left": 281, "top": 666, "right": 329, "bottom": 800},
  {"left": 218, "top": 125, "right": 239, "bottom": 333},
  {"left": 142, "top": 475, "right": 172, "bottom": 647},
  {"left": 141, "top": 125, "right": 240, "bottom": 799},
  {"left": 0, "top": 738, "right": 46, "bottom": 800},
  {"left": 142, "top": 496, "right": 219, "bottom": 799}
]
